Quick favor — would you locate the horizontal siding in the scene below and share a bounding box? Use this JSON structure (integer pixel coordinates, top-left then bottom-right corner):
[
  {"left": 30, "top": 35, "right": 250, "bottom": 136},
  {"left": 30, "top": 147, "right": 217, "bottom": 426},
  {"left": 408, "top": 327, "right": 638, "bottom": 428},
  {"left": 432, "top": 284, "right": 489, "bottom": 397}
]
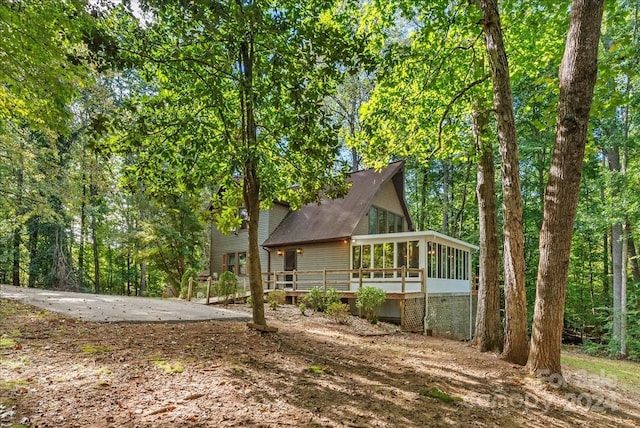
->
[
  {"left": 354, "top": 180, "right": 405, "bottom": 235},
  {"left": 374, "top": 180, "right": 405, "bottom": 213},
  {"left": 211, "top": 209, "right": 277, "bottom": 277},
  {"left": 270, "top": 241, "right": 350, "bottom": 290}
]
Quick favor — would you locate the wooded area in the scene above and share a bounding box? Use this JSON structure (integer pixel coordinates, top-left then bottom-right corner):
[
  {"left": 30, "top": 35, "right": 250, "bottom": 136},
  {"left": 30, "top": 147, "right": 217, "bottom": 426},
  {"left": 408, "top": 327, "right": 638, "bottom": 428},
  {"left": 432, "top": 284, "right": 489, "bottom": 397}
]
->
[{"left": 1, "top": 0, "right": 639, "bottom": 380}]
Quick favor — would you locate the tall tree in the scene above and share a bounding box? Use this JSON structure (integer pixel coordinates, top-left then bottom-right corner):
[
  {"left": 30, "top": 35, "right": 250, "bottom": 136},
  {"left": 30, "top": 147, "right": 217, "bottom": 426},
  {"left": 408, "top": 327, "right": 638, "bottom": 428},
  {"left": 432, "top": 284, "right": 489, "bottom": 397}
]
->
[
  {"left": 478, "top": 0, "right": 529, "bottom": 365},
  {"left": 473, "top": 95, "right": 502, "bottom": 352},
  {"left": 526, "top": 0, "right": 604, "bottom": 375},
  {"left": 111, "top": 1, "right": 358, "bottom": 325}
]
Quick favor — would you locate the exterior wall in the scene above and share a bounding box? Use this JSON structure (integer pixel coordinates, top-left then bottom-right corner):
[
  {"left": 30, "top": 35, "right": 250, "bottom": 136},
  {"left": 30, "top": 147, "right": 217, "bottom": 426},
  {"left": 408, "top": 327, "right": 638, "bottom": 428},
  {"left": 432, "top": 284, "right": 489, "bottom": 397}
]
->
[
  {"left": 426, "top": 292, "right": 472, "bottom": 340},
  {"left": 426, "top": 278, "right": 470, "bottom": 294},
  {"left": 210, "top": 206, "right": 289, "bottom": 278},
  {"left": 354, "top": 180, "right": 406, "bottom": 235},
  {"left": 271, "top": 240, "right": 350, "bottom": 290}
]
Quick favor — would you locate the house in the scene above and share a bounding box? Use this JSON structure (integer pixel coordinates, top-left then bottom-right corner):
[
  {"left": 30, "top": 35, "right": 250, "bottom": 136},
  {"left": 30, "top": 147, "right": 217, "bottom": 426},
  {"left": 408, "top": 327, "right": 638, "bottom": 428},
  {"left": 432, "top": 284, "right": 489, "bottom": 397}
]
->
[{"left": 209, "top": 161, "right": 478, "bottom": 340}]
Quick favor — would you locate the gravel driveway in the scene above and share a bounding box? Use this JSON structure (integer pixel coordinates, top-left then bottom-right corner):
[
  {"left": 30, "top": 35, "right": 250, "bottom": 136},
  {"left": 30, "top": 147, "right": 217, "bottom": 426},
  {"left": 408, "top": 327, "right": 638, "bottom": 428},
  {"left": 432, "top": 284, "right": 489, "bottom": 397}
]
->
[{"left": 0, "top": 284, "right": 250, "bottom": 323}]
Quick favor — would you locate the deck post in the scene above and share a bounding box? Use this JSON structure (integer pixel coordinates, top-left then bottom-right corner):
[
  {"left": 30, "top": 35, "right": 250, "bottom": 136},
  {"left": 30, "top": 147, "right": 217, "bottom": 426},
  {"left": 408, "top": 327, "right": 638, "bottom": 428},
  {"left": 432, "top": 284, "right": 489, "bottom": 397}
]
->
[
  {"left": 401, "top": 266, "right": 406, "bottom": 293},
  {"left": 323, "top": 269, "right": 327, "bottom": 292},
  {"left": 358, "top": 268, "right": 363, "bottom": 289},
  {"left": 206, "top": 276, "right": 212, "bottom": 305},
  {"left": 187, "top": 277, "right": 193, "bottom": 301},
  {"left": 293, "top": 270, "right": 297, "bottom": 291}
]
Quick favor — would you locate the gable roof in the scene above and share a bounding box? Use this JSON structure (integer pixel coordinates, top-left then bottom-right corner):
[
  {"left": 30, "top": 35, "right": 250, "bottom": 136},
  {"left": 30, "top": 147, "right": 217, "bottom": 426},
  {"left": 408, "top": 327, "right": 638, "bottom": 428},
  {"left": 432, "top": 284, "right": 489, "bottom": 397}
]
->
[{"left": 262, "top": 161, "right": 413, "bottom": 247}]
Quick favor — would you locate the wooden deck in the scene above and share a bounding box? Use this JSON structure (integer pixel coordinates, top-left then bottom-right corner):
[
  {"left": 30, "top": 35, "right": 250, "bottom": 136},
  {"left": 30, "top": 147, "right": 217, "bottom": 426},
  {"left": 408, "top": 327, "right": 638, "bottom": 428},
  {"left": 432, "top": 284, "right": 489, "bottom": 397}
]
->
[{"left": 189, "top": 268, "right": 427, "bottom": 304}]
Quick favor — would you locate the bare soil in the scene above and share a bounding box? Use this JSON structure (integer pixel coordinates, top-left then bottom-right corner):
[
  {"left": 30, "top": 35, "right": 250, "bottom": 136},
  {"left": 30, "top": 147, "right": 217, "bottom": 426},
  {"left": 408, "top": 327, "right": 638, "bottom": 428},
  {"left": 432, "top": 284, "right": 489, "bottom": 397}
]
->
[{"left": 1, "top": 298, "right": 639, "bottom": 427}]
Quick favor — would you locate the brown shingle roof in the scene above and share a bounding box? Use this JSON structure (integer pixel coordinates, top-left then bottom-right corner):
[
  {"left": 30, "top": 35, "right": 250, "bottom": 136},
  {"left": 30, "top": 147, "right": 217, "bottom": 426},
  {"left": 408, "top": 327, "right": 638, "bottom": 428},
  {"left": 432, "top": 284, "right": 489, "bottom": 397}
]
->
[{"left": 262, "top": 161, "right": 412, "bottom": 247}]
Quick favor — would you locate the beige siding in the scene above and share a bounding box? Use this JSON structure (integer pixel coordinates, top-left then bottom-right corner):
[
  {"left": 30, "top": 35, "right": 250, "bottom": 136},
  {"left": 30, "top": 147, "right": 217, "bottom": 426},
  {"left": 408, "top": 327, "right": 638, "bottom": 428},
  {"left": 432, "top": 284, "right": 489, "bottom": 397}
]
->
[
  {"left": 297, "top": 241, "right": 349, "bottom": 271},
  {"left": 270, "top": 241, "right": 350, "bottom": 290},
  {"left": 211, "top": 208, "right": 287, "bottom": 278},
  {"left": 354, "top": 180, "right": 406, "bottom": 234},
  {"left": 269, "top": 204, "right": 290, "bottom": 232}
]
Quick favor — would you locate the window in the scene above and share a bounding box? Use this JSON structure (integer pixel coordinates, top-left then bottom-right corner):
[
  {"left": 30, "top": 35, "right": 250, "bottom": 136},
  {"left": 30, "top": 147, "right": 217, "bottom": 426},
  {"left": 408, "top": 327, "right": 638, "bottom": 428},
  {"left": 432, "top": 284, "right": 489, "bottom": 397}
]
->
[
  {"left": 373, "top": 244, "right": 384, "bottom": 277},
  {"left": 239, "top": 208, "right": 248, "bottom": 230},
  {"left": 226, "top": 253, "right": 236, "bottom": 273},
  {"left": 388, "top": 212, "right": 396, "bottom": 233},
  {"left": 427, "top": 242, "right": 436, "bottom": 277},
  {"left": 368, "top": 206, "right": 404, "bottom": 234},
  {"left": 238, "top": 252, "right": 247, "bottom": 275},
  {"left": 368, "top": 207, "right": 377, "bottom": 234},
  {"left": 397, "top": 242, "right": 407, "bottom": 269},
  {"left": 408, "top": 241, "right": 419, "bottom": 277},
  {"left": 224, "top": 252, "right": 248, "bottom": 275}
]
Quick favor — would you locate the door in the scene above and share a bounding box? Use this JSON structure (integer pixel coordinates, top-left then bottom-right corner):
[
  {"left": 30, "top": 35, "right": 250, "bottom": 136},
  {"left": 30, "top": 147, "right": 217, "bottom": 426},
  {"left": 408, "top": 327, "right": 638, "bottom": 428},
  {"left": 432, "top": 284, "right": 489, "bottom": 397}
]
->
[{"left": 284, "top": 249, "right": 297, "bottom": 288}]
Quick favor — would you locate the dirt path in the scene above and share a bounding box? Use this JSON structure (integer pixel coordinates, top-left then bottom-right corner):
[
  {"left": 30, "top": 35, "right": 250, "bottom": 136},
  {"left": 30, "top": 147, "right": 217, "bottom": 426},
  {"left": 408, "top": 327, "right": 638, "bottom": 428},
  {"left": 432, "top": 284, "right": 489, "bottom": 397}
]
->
[{"left": 1, "top": 299, "right": 639, "bottom": 427}]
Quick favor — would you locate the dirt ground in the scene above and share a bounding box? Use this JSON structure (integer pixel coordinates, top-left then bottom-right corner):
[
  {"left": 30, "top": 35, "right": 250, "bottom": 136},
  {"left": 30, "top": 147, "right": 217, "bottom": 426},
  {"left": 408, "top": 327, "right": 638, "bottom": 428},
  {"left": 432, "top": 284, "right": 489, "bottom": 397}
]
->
[{"left": 1, "top": 298, "right": 640, "bottom": 428}]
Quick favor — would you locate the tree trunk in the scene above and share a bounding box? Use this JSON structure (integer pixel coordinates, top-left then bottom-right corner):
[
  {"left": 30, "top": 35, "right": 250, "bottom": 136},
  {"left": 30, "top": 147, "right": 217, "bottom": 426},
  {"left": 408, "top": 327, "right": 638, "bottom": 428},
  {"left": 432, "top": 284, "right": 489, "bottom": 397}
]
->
[
  {"left": 607, "top": 145, "right": 622, "bottom": 345},
  {"left": 140, "top": 262, "right": 147, "bottom": 296},
  {"left": 27, "top": 217, "right": 39, "bottom": 288},
  {"left": 479, "top": 0, "right": 528, "bottom": 365},
  {"left": 454, "top": 160, "right": 472, "bottom": 237},
  {"left": 239, "top": 28, "right": 267, "bottom": 326},
  {"left": 12, "top": 226, "right": 21, "bottom": 287},
  {"left": 91, "top": 184, "right": 100, "bottom": 294},
  {"left": 473, "top": 99, "right": 503, "bottom": 353},
  {"left": 79, "top": 183, "right": 87, "bottom": 290},
  {"left": 526, "top": 0, "right": 604, "bottom": 376},
  {"left": 441, "top": 161, "right": 450, "bottom": 235},
  {"left": 420, "top": 166, "right": 428, "bottom": 230},
  {"left": 628, "top": 231, "right": 640, "bottom": 283},
  {"left": 12, "top": 167, "right": 24, "bottom": 287},
  {"left": 621, "top": 223, "right": 627, "bottom": 357}
]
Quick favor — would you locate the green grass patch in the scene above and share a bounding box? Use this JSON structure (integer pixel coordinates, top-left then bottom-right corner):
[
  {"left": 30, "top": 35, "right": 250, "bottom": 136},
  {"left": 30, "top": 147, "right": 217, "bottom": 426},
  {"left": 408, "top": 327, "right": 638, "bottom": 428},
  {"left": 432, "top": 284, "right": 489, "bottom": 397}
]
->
[
  {"left": 0, "top": 379, "right": 29, "bottom": 390},
  {"left": 0, "top": 336, "right": 17, "bottom": 349},
  {"left": 419, "top": 386, "right": 462, "bottom": 403},
  {"left": 304, "top": 365, "right": 332, "bottom": 375},
  {"left": 561, "top": 352, "right": 640, "bottom": 392},
  {"left": 152, "top": 359, "right": 184, "bottom": 374},
  {"left": 0, "top": 356, "right": 28, "bottom": 369},
  {"left": 80, "top": 345, "right": 113, "bottom": 354}
]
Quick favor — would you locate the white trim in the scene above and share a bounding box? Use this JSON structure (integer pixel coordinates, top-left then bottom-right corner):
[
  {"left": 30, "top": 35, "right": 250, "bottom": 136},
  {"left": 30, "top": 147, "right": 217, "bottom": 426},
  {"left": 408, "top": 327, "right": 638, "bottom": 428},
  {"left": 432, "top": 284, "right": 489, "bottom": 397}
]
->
[{"left": 351, "top": 230, "right": 479, "bottom": 251}]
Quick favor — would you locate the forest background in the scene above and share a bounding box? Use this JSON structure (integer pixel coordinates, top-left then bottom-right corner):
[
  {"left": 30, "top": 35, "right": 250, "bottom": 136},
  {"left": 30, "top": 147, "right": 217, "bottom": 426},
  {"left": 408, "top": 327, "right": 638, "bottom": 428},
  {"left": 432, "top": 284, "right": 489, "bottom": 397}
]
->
[{"left": 1, "top": 0, "right": 638, "bottom": 363}]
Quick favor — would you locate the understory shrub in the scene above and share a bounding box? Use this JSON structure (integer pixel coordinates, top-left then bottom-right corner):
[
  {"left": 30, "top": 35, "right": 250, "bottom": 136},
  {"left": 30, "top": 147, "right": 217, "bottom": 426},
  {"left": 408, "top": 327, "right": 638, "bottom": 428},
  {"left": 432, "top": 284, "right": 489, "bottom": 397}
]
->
[
  {"left": 326, "top": 302, "right": 351, "bottom": 325},
  {"left": 355, "top": 286, "right": 386, "bottom": 324},
  {"left": 268, "top": 290, "right": 286, "bottom": 310},
  {"left": 303, "top": 287, "right": 341, "bottom": 312},
  {"left": 216, "top": 271, "right": 238, "bottom": 306},
  {"left": 178, "top": 269, "right": 198, "bottom": 299}
]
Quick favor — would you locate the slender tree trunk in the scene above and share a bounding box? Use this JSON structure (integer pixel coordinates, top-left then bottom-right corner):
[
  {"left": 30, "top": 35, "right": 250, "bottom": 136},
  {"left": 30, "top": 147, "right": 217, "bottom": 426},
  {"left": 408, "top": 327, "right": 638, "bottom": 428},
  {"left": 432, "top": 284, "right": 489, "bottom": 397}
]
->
[
  {"left": 603, "top": 232, "right": 609, "bottom": 300},
  {"left": 627, "top": 231, "right": 640, "bottom": 283},
  {"left": 12, "top": 167, "right": 24, "bottom": 287},
  {"left": 12, "top": 226, "right": 21, "bottom": 287},
  {"left": 479, "top": 0, "right": 528, "bottom": 365},
  {"left": 27, "top": 217, "right": 39, "bottom": 288},
  {"left": 239, "top": 26, "right": 266, "bottom": 326},
  {"left": 527, "top": 0, "right": 604, "bottom": 376},
  {"left": 92, "top": 217, "right": 100, "bottom": 294},
  {"left": 140, "top": 262, "right": 147, "bottom": 296},
  {"left": 621, "top": 223, "right": 628, "bottom": 357},
  {"left": 607, "top": 146, "right": 622, "bottom": 345},
  {"left": 127, "top": 250, "right": 131, "bottom": 295},
  {"left": 420, "top": 166, "right": 428, "bottom": 230},
  {"left": 79, "top": 183, "right": 87, "bottom": 290},
  {"left": 441, "top": 161, "right": 450, "bottom": 235},
  {"left": 454, "top": 160, "right": 472, "bottom": 237},
  {"left": 473, "top": 99, "right": 503, "bottom": 353}
]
